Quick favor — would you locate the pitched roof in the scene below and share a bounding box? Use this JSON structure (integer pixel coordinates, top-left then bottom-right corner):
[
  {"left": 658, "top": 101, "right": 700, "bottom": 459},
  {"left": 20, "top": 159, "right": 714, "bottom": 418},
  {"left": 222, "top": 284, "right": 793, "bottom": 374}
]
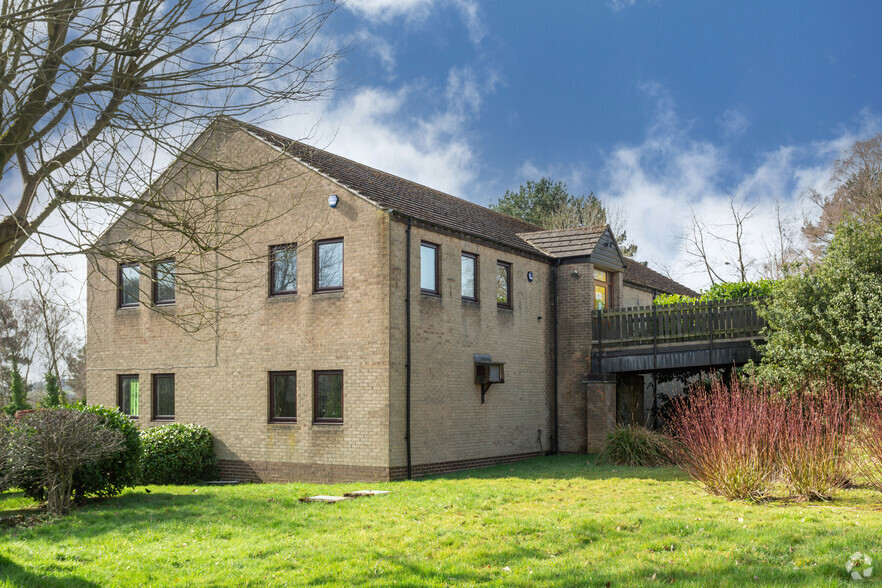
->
[
  {"left": 236, "top": 120, "right": 547, "bottom": 257},
  {"left": 517, "top": 226, "right": 607, "bottom": 258},
  {"left": 623, "top": 258, "right": 699, "bottom": 297}
]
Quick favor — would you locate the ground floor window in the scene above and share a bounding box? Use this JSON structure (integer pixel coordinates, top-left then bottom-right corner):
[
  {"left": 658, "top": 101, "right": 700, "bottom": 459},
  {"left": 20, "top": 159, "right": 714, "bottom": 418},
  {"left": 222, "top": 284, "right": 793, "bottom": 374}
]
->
[
  {"left": 152, "top": 374, "right": 175, "bottom": 420},
  {"left": 313, "top": 370, "right": 343, "bottom": 423},
  {"left": 118, "top": 375, "right": 139, "bottom": 418},
  {"left": 269, "top": 371, "right": 297, "bottom": 422}
]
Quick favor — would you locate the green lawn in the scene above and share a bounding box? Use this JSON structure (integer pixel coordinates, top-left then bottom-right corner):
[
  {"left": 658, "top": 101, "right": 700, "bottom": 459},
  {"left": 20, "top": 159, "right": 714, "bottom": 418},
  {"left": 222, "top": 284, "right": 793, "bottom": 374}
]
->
[{"left": 1, "top": 456, "right": 880, "bottom": 587}]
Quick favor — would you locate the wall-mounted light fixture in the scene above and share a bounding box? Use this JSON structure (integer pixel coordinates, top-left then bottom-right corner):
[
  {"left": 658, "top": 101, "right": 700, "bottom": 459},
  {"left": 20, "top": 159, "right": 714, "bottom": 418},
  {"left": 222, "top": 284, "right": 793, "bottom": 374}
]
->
[
  {"left": 527, "top": 271, "right": 534, "bottom": 282},
  {"left": 328, "top": 194, "right": 339, "bottom": 208}
]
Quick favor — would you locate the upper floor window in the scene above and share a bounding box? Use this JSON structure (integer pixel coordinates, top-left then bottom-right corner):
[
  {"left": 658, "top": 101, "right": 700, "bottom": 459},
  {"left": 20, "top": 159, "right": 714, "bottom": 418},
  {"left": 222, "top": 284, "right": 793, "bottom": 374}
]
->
[
  {"left": 152, "top": 374, "right": 175, "bottom": 421},
  {"left": 269, "top": 371, "right": 297, "bottom": 423},
  {"left": 594, "top": 268, "right": 613, "bottom": 311},
  {"left": 315, "top": 238, "right": 344, "bottom": 292},
  {"left": 118, "top": 263, "right": 139, "bottom": 308},
  {"left": 152, "top": 259, "right": 175, "bottom": 305},
  {"left": 118, "top": 375, "right": 139, "bottom": 418},
  {"left": 420, "top": 242, "right": 439, "bottom": 296},
  {"left": 461, "top": 252, "right": 477, "bottom": 301},
  {"left": 496, "top": 261, "right": 512, "bottom": 309},
  {"left": 270, "top": 244, "right": 297, "bottom": 296},
  {"left": 314, "top": 370, "right": 343, "bottom": 423}
]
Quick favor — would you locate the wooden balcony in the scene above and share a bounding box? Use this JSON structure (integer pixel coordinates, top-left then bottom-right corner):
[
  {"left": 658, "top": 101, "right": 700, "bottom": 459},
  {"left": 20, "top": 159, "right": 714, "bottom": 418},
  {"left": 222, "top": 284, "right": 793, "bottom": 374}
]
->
[{"left": 591, "top": 298, "right": 767, "bottom": 373}]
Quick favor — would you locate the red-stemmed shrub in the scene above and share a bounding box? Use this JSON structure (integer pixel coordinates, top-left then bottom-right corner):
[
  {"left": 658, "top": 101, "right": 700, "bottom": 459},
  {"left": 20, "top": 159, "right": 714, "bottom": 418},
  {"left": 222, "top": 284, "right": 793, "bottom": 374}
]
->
[
  {"left": 666, "top": 377, "right": 783, "bottom": 501},
  {"left": 857, "top": 393, "right": 882, "bottom": 492},
  {"left": 776, "top": 385, "right": 853, "bottom": 501}
]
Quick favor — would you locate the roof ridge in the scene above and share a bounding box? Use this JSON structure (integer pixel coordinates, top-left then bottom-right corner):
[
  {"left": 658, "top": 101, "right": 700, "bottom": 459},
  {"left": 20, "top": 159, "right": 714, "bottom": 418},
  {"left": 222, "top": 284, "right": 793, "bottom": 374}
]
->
[{"left": 231, "top": 118, "right": 543, "bottom": 234}]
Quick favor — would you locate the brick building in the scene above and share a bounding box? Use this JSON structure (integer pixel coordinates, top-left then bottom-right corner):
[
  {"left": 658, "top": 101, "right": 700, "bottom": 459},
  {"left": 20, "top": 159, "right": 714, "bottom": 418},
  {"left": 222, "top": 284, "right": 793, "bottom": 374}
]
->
[{"left": 86, "top": 119, "right": 695, "bottom": 482}]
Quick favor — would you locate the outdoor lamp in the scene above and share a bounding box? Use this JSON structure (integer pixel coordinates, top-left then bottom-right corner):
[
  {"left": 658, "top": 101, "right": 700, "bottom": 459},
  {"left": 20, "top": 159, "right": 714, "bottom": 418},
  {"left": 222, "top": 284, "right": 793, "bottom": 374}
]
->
[{"left": 328, "top": 194, "right": 339, "bottom": 208}]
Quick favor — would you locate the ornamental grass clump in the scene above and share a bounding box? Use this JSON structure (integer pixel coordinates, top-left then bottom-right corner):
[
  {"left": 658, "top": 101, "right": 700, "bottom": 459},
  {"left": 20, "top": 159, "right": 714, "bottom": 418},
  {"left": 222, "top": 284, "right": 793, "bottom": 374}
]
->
[
  {"left": 597, "top": 425, "right": 672, "bottom": 467},
  {"left": 776, "top": 385, "right": 853, "bottom": 501},
  {"left": 667, "top": 378, "right": 782, "bottom": 501},
  {"left": 857, "top": 393, "right": 882, "bottom": 492}
]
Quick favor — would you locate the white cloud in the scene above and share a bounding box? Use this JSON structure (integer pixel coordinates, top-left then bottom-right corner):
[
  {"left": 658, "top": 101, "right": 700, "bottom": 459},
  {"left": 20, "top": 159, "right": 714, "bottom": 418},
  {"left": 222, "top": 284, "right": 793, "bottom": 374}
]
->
[
  {"left": 345, "top": 0, "right": 485, "bottom": 44},
  {"left": 355, "top": 29, "right": 396, "bottom": 73},
  {"left": 592, "top": 87, "right": 882, "bottom": 291},
  {"left": 269, "top": 65, "right": 498, "bottom": 198},
  {"left": 719, "top": 108, "right": 750, "bottom": 136},
  {"left": 608, "top": 0, "right": 638, "bottom": 11},
  {"left": 345, "top": 0, "right": 434, "bottom": 22}
]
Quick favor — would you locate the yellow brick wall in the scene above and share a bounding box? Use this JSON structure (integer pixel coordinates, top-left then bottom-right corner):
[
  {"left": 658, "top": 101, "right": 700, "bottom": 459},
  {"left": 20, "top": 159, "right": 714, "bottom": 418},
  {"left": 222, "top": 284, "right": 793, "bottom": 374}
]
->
[
  {"left": 87, "top": 129, "right": 392, "bottom": 473},
  {"left": 387, "top": 223, "right": 555, "bottom": 470}
]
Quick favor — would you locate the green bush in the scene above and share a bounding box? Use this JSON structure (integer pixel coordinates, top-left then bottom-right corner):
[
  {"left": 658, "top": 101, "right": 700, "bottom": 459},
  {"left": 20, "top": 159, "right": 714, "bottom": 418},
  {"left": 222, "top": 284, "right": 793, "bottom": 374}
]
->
[
  {"left": 654, "top": 279, "right": 773, "bottom": 307},
  {"left": 72, "top": 405, "right": 142, "bottom": 499},
  {"left": 756, "top": 220, "right": 882, "bottom": 393},
  {"left": 140, "top": 423, "right": 217, "bottom": 484},
  {"left": 701, "top": 280, "right": 773, "bottom": 301},
  {"left": 652, "top": 293, "right": 698, "bottom": 306},
  {"left": 597, "top": 426, "right": 672, "bottom": 467},
  {"left": 17, "top": 404, "right": 141, "bottom": 501}
]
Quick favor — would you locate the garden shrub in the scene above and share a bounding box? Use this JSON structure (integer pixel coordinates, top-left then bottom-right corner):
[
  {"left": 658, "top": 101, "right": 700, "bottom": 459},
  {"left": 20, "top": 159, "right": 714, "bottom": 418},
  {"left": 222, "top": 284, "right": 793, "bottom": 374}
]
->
[
  {"left": 597, "top": 426, "right": 671, "bottom": 467},
  {"left": 140, "top": 423, "right": 217, "bottom": 484},
  {"left": 653, "top": 279, "right": 773, "bottom": 307},
  {"left": 775, "top": 385, "right": 853, "bottom": 501},
  {"left": 666, "top": 377, "right": 782, "bottom": 501},
  {"left": 17, "top": 404, "right": 141, "bottom": 502},
  {"left": 756, "top": 220, "right": 882, "bottom": 394},
  {"left": 0, "top": 414, "right": 13, "bottom": 491},
  {"left": 9, "top": 408, "right": 124, "bottom": 514},
  {"left": 72, "top": 404, "right": 142, "bottom": 499}
]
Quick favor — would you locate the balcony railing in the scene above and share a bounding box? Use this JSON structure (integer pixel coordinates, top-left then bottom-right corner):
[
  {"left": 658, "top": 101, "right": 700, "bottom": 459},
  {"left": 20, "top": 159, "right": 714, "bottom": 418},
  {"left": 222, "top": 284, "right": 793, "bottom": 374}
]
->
[{"left": 592, "top": 297, "right": 766, "bottom": 349}]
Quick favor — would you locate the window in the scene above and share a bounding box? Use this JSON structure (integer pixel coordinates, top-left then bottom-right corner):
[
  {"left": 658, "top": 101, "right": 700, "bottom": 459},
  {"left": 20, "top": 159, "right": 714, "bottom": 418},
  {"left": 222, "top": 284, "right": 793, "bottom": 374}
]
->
[
  {"left": 594, "top": 268, "right": 613, "bottom": 310},
  {"left": 269, "top": 371, "right": 297, "bottom": 423},
  {"left": 152, "top": 259, "right": 175, "bottom": 305},
  {"left": 118, "top": 375, "right": 139, "bottom": 418},
  {"left": 420, "top": 242, "right": 439, "bottom": 295},
  {"left": 313, "top": 370, "right": 343, "bottom": 423},
  {"left": 314, "top": 238, "right": 344, "bottom": 292},
  {"left": 152, "top": 374, "right": 175, "bottom": 420},
  {"left": 270, "top": 244, "right": 298, "bottom": 296},
  {"left": 118, "top": 263, "right": 139, "bottom": 308},
  {"left": 461, "top": 252, "right": 478, "bottom": 301},
  {"left": 496, "top": 261, "right": 512, "bottom": 308}
]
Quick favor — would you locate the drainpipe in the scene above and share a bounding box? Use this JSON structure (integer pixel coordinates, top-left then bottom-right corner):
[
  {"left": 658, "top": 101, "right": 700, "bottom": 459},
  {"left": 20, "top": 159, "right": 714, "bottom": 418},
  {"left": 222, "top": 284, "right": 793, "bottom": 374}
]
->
[
  {"left": 405, "top": 219, "right": 413, "bottom": 479},
  {"left": 551, "top": 261, "right": 559, "bottom": 455}
]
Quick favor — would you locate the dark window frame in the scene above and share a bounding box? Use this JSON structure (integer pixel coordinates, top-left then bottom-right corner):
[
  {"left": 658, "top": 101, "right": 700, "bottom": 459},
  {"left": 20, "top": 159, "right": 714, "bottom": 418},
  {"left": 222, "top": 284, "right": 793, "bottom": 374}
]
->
[
  {"left": 314, "top": 238, "right": 344, "bottom": 293},
  {"left": 461, "top": 251, "right": 478, "bottom": 301},
  {"left": 497, "top": 261, "right": 512, "bottom": 309},
  {"left": 268, "top": 371, "right": 298, "bottom": 423},
  {"left": 420, "top": 241, "right": 440, "bottom": 296},
  {"left": 269, "top": 243, "right": 298, "bottom": 297},
  {"left": 151, "top": 259, "right": 176, "bottom": 306},
  {"left": 118, "top": 263, "right": 140, "bottom": 308},
  {"left": 151, "top": 373, "right": 175, "bottom": 421},
  {"left": 117, "top": 374, "right": 139, "bottom": 419},
  {"left": 313, "top": 370, "right": 344, "bottom": 424}
]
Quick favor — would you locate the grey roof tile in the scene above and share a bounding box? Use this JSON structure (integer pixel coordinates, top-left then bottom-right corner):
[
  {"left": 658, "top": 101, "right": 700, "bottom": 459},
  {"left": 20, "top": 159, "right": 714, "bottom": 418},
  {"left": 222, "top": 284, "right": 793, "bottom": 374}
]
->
[{"left": 238, "top": 121, "right": 546, "bottom": 256}]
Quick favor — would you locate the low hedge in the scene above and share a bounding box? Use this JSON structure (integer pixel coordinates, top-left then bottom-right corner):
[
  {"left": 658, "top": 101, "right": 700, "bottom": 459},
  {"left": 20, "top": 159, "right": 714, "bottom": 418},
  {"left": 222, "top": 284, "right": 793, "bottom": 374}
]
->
[{"left": 140, "top": 423, "right": 217, "bottom": 484}]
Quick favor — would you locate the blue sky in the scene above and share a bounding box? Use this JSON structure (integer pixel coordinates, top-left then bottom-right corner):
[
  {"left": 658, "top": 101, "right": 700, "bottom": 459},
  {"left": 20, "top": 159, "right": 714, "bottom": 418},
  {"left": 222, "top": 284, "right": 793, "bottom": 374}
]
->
[{"left": 265, "top": 0, "right": 882, "bottom": 289}]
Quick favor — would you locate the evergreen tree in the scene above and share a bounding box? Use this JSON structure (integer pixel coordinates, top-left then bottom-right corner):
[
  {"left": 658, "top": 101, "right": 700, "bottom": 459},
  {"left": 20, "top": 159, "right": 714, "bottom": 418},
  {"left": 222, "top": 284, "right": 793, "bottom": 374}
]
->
[
  {"left": 5, "top": 358, "right": 31, "bottom": 415},
  {"left": 43, "top": 370, "right": 62, "bottom": 407}
]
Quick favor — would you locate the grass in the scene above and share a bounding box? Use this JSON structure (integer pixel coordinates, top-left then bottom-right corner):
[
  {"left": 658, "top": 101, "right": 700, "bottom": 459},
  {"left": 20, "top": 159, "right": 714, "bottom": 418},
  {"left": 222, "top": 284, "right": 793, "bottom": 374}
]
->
[{"left": 0, "top": 456, "right": 880, "bottom": 587}]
